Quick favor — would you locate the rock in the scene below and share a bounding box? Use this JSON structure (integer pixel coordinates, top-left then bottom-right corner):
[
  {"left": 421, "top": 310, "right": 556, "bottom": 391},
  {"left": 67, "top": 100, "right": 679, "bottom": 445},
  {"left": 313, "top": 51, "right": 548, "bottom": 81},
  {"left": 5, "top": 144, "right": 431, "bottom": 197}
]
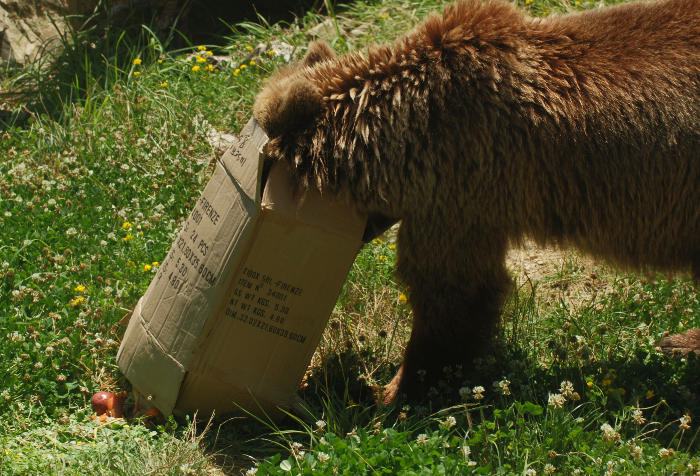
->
[{"left": 0, "top": 0, "right": 98, "bottom": 65}]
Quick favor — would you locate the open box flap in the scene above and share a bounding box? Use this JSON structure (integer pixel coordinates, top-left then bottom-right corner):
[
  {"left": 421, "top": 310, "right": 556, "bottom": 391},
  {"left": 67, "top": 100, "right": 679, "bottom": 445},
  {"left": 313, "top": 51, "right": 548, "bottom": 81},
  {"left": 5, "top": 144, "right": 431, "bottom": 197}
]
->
[{"left": 261, "top": 161, "right": 367, "bottom": 241}]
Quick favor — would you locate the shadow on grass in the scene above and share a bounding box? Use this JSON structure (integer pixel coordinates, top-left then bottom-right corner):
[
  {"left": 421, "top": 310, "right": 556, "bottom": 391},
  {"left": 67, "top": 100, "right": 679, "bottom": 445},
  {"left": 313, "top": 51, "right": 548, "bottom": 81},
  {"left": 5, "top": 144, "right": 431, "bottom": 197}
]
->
[{"left": 198, "top": 335, "right": 698, "bottom": 472}]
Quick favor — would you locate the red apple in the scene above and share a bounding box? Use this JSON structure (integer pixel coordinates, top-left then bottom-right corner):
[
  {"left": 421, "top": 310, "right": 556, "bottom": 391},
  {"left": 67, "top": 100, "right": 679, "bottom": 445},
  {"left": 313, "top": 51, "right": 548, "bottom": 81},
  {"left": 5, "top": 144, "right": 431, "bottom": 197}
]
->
[{"left": 91, "top": 391, "right": 123, "bottom": 417}]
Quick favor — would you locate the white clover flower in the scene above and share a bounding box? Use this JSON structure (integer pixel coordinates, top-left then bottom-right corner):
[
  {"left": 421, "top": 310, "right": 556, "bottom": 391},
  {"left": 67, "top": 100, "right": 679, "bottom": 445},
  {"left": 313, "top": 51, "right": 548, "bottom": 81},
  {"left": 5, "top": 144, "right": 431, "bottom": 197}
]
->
[
  {"left": 524, "top": 469, "right": 537, "bottom": 476},
  {"left": 442, "top": 416, "right": 456, "bottom": 429},
  {"left": 658, "top": 448, "right": 675, "bottom": 459},
  {"left": 317, "top": 452, "right": 330, "bottom": 463},
  {"left": 65, "top": 227, "right": 78, "bottom": 237},
  {"left": 315, "top": 420, "right": 326, "bottom": 432},
  {"left": 629, "top": 444, "right": 643, "bottom": 460},
  {"left": 244, "top": 467, "right": 258, "bottom": 476},
  {"left": 544, "top": 463, "right": 556, "bottom": 475},
  {"left": 8, "top": 332, "right": 24, "bottom": 342},
  {"left": 472, "top": 386, "right": 485, "bottom": 400},
  {"left": 631, "top": 408, "right": 645, "bottom": 425},
  {"left": 493, "top": 378, "right": 511, "bottom": 395},
  {"left": 560, "top": 381, "right": 574, "bottom": 396},
  {"left": 679, "top": 414, "right": 691, "bottom": 430},
  {"left": 461, "top": 446, "right": 471, "bottom": 458},
  {"left": 600, "top": 423, "right": 621, "bottom": 442},
  {"left": 548, "top": 393, "right": 566, "bottom": 409},
  {"left": 416, "top": 433, "right": 428, "bottom": 446}
]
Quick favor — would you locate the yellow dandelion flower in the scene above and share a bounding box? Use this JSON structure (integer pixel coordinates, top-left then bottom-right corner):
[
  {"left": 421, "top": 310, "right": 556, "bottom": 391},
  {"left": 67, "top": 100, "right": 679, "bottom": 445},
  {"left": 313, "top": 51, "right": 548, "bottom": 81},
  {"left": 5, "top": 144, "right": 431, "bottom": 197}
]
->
[
  {"left": 398, "top": 293, "right": 408, "bottom": 304},
  {"left": 380, "top": 13, "right": 388, "bottom": 19},
  {"left": 197, "top": 45, "right": 207, "bottom": 51},
  {"left": 133, "top": 71, "right": 141, "bottom": 76},
  {"left": 240, "top": 64, "right": 247, "bottom": 69},
  {"left": 587, "top": 381, "right": 593, "bottom": 387},
  {"left": 196, "top": 55, "right": 206, "bottom": 63},
  {"left": 268, "top": 49, "right": 276, "bottom": 55},
  {"left": 122, "top": 222, "right": 132, "bottom": 229},
  {"left": 70, "top": 296, "right": 85, "bottom": 307},
  {"left": 191, "top": 65, "right": 200, "bottom": 72},
  {"left": 249, "top": 60, "right": 256, "bottom": 66},
  {"left": 74, "top": 285, "right": 86, "bottom": 293},
  {"left": 152, "top": 261, "right": 159, "bottom": 267},
  {"left": 157, "top": 59, "right": 163, "bottom": 63},
  {"left": 207, "top": 64, "right": 214, "bottom": 71},
  {"left": 122, "top": 234, "right": 134, "bottom": 242},
  {"left": 206, "top": 50, "right": 213, "bottom": 56},
  {"left": 526, "top": 0, "right": 533, "bottom": 3},
  {"left": 133, "top": 58, "right": 142, "bottom": 65},
  {"left": 245, "top": 45, "right": 253, "bottom": 51},
  {"left": 378, "top": 255, "right": 387, "bottom": 261},
  {"left": 144, "top": 264, "right": 152, "bottom": 272},
  {"left": 161, "top": 81, "right": 168, "bottom": 87},
  {"left": 233, "top": 68, "right": 240, "bottom": 76},
  {"left": 389, "top": 244, "right": 396, "bottom": 249}
]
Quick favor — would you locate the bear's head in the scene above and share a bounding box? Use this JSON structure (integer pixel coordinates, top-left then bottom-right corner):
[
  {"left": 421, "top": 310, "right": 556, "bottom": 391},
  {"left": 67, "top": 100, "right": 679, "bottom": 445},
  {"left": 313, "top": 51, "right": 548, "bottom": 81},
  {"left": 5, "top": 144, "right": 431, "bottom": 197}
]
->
[
  {"left": 253, "top": 41, "right": 335, "bottom": 139},
  {"left": 253, "top": 41, "right": 400, "bottom": 241}
]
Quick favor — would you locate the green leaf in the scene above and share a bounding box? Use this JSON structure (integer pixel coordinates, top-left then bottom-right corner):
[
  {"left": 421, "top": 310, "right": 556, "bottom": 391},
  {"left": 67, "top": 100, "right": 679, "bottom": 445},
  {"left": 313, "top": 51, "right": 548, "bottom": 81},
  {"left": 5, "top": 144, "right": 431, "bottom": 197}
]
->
[{"left": 280, "top": 458, "right": 292, "bottom": 472}]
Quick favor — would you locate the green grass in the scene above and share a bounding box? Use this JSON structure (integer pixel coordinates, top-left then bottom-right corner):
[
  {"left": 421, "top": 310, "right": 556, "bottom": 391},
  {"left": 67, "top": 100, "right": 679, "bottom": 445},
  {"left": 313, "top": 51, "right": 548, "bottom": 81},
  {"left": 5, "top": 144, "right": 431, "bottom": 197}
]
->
[{"left": 1, "top": 0, "right": 698, "bottom": 474}]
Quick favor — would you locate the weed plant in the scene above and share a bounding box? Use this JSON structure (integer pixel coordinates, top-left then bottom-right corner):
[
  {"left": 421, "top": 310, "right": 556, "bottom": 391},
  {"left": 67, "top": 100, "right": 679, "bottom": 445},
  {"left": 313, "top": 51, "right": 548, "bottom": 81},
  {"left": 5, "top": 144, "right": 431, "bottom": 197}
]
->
[{"left": 0, "top": 0, "right": 698, "bottom": 474}]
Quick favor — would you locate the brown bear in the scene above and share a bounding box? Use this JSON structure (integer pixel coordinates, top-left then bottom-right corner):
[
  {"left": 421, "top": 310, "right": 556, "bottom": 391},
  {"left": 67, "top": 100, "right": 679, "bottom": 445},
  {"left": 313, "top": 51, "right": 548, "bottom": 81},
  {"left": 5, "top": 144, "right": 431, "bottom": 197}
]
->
[{"left": 253, "top": 0, "right": 700, "bottom": 403}]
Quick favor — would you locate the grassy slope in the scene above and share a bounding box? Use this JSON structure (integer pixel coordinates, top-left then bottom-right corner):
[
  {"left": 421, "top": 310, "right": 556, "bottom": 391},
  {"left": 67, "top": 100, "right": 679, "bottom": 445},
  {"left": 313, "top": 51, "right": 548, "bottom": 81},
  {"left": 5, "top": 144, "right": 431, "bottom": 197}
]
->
[{"left": 0, "top": 0, "right": 698, "bottom": 474}]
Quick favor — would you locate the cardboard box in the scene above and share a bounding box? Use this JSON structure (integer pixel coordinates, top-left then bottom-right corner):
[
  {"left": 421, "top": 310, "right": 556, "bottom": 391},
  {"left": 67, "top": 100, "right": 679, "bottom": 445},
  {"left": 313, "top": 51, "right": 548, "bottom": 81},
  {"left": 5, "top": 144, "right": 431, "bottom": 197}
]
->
[{"left": 117, "top": 118, "right": 366, "bottom": 417}]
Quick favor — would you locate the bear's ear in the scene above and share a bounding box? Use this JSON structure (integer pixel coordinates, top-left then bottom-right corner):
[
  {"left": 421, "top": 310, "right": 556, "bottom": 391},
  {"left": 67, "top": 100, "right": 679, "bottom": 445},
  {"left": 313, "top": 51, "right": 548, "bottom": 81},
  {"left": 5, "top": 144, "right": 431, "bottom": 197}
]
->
[
  {"left": 303, "top": 40, "right": 335, "bottom": 66},
  {"left": 253, "top": 76, "right": 323, "bottom": 138}
]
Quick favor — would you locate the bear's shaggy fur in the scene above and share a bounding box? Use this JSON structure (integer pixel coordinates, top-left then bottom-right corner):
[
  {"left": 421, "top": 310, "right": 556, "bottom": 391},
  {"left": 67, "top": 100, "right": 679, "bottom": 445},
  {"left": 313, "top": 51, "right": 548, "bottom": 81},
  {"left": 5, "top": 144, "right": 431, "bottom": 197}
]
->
[{"left": 254, "top": 0, "right": 700, "bottom": 402}]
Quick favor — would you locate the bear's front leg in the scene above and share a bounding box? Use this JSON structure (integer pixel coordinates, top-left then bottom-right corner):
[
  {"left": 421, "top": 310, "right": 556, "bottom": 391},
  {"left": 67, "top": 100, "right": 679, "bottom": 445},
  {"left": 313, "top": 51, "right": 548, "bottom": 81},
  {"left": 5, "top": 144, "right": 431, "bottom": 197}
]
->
[{"left": 381, "top": 218, "right": 512, "bottom": 404}]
